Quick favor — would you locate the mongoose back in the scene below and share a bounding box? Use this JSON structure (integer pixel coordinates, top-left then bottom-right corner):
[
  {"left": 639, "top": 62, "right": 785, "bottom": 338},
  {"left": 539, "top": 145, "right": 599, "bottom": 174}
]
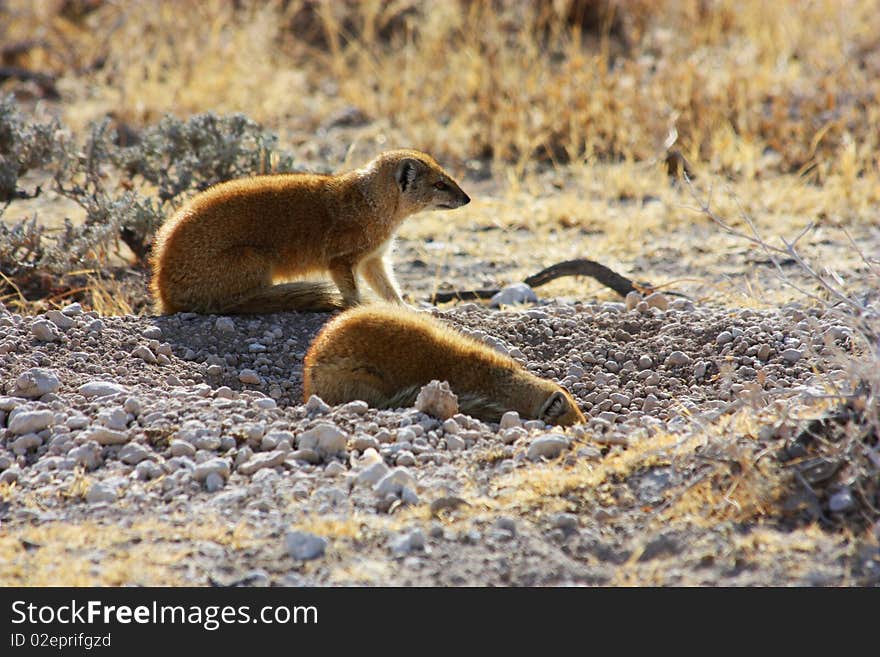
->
[
  {"left": 303, "top": 305, "right": 586, "bottom": 426},
  {"left": 150, "top": 149, "right": 470, "bottom": 314}
]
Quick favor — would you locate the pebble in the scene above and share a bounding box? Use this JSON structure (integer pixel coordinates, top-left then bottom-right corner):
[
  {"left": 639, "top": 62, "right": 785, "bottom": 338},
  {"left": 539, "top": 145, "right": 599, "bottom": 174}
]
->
[
  {"left": 550, "top": 512, "right": 579, "bottom": 531},
  {"left": 644, "top": 292, "right": 669, "bottom": 310},
  {"left": 60, "top": 302, "right": 83, "bottom": 316},
  {"left": 625, "top": 290, "right": 642, "bottom": 310},
  {"left": 11, "top": 368, "right": 61, "bottom": 398},
  {"left": 828, "top": 488, "right": 855, "bottom": 513},
  {"left": 489, "top": 282, "right": 537, "bottom": 307},
  {"left": 69, "top": 442, "right": 102, "bottom": 470},
  {"left": 119, "top": 443, "right": 152, "bottom": 465},
  {"left": 31, "top": 319, "right": 61, "bottom": 342},
  {"left": 499, "top": 411, "right": 521, "bottom": 429},
  {"left": 11, "top": 434, "right": 42, "bottom": 454},
  {"left": 131, "top": 345, "right": 157, "bottom": 364},
  {"left": 527, "top": 435, "right": 569, "bottom": 460},
  {"left": 356, "top": 461, "right": 390, "bottom": 487},
  {"left": 638, "top": 355, "right": 653, "bottom": 369},
  {"left": 79, "top": 381, "right": 128, "bottom": 398},
  {"left": 204, "top": 472, "right": 225, "bottom": 492},
  {"left": 8, "top": 409, "right": 55, "bottom": 434},
  {"left": 298, "top": 423, "right": 347, "bottom": 456},
  {"left": 214, "top": 317, "right": 236, "bottom": 333},
  {"left": 781, "top": 348, "right": 803, "bottom": 363},
  {"left": 415, "top": 380, "right": 459, "bottom": 420},
  {"left": 446, "top": 435, "right": 465, "bottom": 451},
  {"left": 716, "top": 331, "right": 734, "bottom": 345},
  {"left": 85, "top": 482, "right": 117, "bottom": 504},
  {"left": 193, "top": 458, "right": 231, "bottom": 482},
  {"left": 664, "top": 351, "right": 692, "bottom": 367},
  {"left": 238, "top": 369, "right": 262, "bottom": 385},
  {"left": 285, "top": 531, "right": 327, "bottom": 561},
  {"left": 82, "top": 427, "right": 130, "bottom": 446},
  {"left": 374, "top": 467, "right": 416, "bottom": 497},
  {"left": 237, "top": 450, "right": 286, "bottom": 475},
  {"left": 45, "top": 310, "right": 75, "bottom": 329},
  {"left": 324, "top": 461, "right": 346, "bottom": 476},
  {"left": 169, "top": 440, "right": 196, "bottom": 457},
  {"left": 305, "top": 395, "right": 330, "bottom": 415},
  {"left": 390, "top": 528, "right": 425, "bottom": 556}
]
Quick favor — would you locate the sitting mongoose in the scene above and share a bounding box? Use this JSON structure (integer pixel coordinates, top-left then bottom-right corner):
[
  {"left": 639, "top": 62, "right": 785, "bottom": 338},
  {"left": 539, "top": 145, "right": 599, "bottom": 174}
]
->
[
  {"left": 302, "top": 305, "right": 586, "bottom": 426},
  {"left": 150, "top": 149, "right": 470, "bottom": 314}
]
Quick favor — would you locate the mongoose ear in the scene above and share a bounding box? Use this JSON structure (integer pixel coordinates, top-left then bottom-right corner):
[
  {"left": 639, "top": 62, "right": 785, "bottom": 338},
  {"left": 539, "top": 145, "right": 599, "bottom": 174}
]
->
[
  {"left": 538, "top": 391, "right": 568, "bottom": 422},
  {"left": 395, "top": 158, "right": 419, "bottom": 192}
]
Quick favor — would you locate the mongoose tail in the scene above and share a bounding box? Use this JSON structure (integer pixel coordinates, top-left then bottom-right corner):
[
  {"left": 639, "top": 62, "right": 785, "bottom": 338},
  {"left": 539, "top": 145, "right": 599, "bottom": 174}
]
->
[
  {"left": 219, "top": 281, "right": 344, "bottom": 314},
  {"left": 302, "top": 306, "right": 586, "bottom": 426}
]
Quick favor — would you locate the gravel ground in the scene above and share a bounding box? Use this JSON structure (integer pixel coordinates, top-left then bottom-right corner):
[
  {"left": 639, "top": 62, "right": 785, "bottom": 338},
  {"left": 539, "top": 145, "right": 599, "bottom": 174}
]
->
[{"left": 2, "top": 292, "right": 877, "bottom": 586}]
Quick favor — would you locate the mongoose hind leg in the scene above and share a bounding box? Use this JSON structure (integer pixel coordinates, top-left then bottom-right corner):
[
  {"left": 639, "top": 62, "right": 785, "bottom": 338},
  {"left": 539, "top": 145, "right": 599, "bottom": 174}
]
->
[{"left": 359, "top": 255, "right": 404, "bottom": 304}]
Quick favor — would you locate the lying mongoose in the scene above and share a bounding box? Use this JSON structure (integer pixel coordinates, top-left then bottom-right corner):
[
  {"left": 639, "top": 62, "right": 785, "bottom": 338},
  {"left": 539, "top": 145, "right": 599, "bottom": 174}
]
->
[
  {"left": 303, "top": 305, "right": 586, "bottom": 426},
  {"left": 150, "top": 149, "right": 470, "bottom": 314}
]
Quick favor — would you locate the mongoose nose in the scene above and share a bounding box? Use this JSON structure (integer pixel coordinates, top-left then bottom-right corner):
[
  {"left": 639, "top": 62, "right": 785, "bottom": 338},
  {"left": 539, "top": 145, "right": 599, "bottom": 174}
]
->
[{"left": 461, "top": 193, "right": 471, "bottom": 205}]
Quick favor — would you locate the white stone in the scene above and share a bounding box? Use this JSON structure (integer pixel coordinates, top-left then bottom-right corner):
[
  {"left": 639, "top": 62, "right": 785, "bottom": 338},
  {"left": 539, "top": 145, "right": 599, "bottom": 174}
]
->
[
  {"left": 253, "top": 398, "right": 276, "bottom": 410},
  {"left": 169, "top": 439, "right": 196, "bottom": 457},
  {"left": 664, "top": 351, "right": 692, "bottom": 367},
  {"left": 304, "top": 395, "right": 330, "bottom": 415},
  {"left": 31, "top": 319, "right": 61, "bottom": 342},
  {"left": 499, "top": 411, "right": 521, "bottom": 429},
  {"left": 625, "top": 290, "right": 642, "bottom": 310},
  {"left": 86, "top": 482, "right": 117, "bottom": 504},
  {"left": 237, "top": 450, "right": 286, "bottom": 475},
  {"left": 445, "top": 435, "right": 465, "bottom": 451},
  {"left": 131, "top": 345, "right": 157, "bottom": 364},
  {"left": 205, "top": 471, "right": 225, "bottom": 492},
  {"left": 69, "top": 442, "right": 102, "bottom": 470},
  {"left": 298, "top": 423, "right": 347, "bottom": 456},
  {"left": 415, "top": 380, "right": 459, "bottom": 420},
  {"left": 60, "top": 302, "right": 83, "bottom": 316},
  {"left": 79, "top": 381, "right": 128, "bottom": 398},
  {"left": 214, "top": 317, "right": 236, "bottom": 333},
  {"left": 45, "top": 309, "right": 75, "bottom": 329},
  {"left": 781, "top": 348, "right": 803, "bottom": 363},
  {"left": 644, "top": 292, "right": 669, "bottom": 310},
  {"left": 285, "top": 531, "right": 327, "bottom": 561},
  {"left": 11, "top": 368, "right": 60, "bottom": 398},
  {"left": 11, "top": 433, "right": 42, "bottom": 454},
  {"left": 490, "top": 283, "right": 538, "bottom": 307},
  {"left": 355, "top": 461, "right": 390, "bottom": 487},
  {"left": 81, "top": 427, "right": 130, "bottom": 446},
  {"left": 8, "top": 409, "right": 55, "bottom": 434},
  {"left": 119, "top": 443, "right": 152, "bottom": 465},
  {"left": 527, "top": 435, "right": 569, "bottom": 461},
  {"left": 193, "top": 458, "right": 231, "bottom": 481},
  {"left": 97, "top": 407, "right": 129, "bottom": 431},
  {"left": 374, "top": 467, "right": 416, "bottom": 497}
]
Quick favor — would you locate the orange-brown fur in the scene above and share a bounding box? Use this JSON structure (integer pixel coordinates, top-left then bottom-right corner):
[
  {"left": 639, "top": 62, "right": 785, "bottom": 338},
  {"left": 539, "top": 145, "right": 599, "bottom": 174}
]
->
[
  {"left": 303, "top": 305, "right": 586, "bottom": 426},
  {"left": 150, "top": 149, "right": 469, "bottom": 314}
]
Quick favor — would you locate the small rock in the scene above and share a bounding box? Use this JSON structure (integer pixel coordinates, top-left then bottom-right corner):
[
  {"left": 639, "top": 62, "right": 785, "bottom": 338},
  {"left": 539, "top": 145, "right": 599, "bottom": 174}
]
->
[
  {"left": 390, "top": 528, "right": 425, "bottom": 556},
  {"left": 625, "top": 290, "right": 642, "bottom": 310},
  {"left": 134, "top": 460, "right": 162, "bottom": 481},
  {"left": 527, "top": 435, "right": 569, "bottom": 460},
  {"left": 287, "top": 448, "right": 320, "bottom": 464},
  {"left": 829, "top": 488, "right": 855, "bottom": 513},
  {"left": 193, "top": 458, "right": 231, "bottom": 482},
  {"left": 415, "top": 380, "right": 459, "bottom": 420},
  {"left": 169, "top": 440, "right": 196, "bottom": 457},
  {"left": 298, "top": 423, "right": 347, "bottom": 457},
  {"left": 304, "top": 395, "right": 330, "bottom": 415},
  {"left": 490, "top": 282, "right": 538, "bottom": 307},
  {"left": 642, "top": 394, "right": 660, "bottom": 413},
  {"left": 8, "top": 409, "right": 55, "bottom": 434},
  {"left": 325, "top": 461, "right": 346, "bottom": 476},
  {"left": 86, "top": 482, "right": 117, "bottom": 504},
  {"left": 445, "top": 435, "right": 465, "bottom": 451},
  {"left": 638, "top": 355, "right": 653, "bottom": 369},
  {"left": 45, "top": 309, "right": 75, "bottom": 329},
  {"left": 11, "top": 368, "right": 60, "bottom": 398},
  {"left": 69, "top": 442, "right": 102, "bottom": 470},
  {"left": 142, "top": 326, "right": 163, "bottom": 340},
  {"left": 79, "top": 381, "right": 128, "bottom": 398},
  {"left": 609, "top": 392, "right": 631, "bottom": 407},
  {"left": 664, "top": 351, "right": 692, "bottom": 367},
  {"left": 11, "top": 434, "right": 41, "bottom": 454},
  {"left": 206, "top": 364, "right": 223, "bottom": 377},
  {"left": 253, "top": 398, "right": 277, "bottom": 410},
  {"left": 60, "top": 302, "right": 83, "bottom": 316},
  {"left": 237, "top": 450, "right": 286, "bottom": 475},
  {"left": 757, "top": 344, "right": 773, "bottom": 361},
  {"left": 204, "top": 472, "right": 225, "bottom": 492},
  {"left": 339, "top": 400, "right": 369, "bottom": 414},
  {"left": 396, "top": 450, "right": 416, "bottom": 466},
  {"left": 97, "top": 407, "right": 129, "bottom": 431},
  {"left": 550, "top": 512, "right": 579, "bottom": 532},
  {"left": 118, "top": 443, "right": 152, "bottom": 465},
  {"left": 781, "top": 348, "right": 803, "bottom": 363},
  {"left": 82, "top": 427, "right": 129, "bottom": 446},
  {"left": 716, "top": 331, "right": 734, "bottom": 345},
  {"left": 356, "top": 461, "right": 390, "bottom": 487},
  {"left": 499, "top": 411, "right": 521, "bottom": 429},
  {"left": 374, "top": 467, "right": 416, "bottom": 497},
  {"left": 214, "top": 317, "right": 236, "bottom": 333},
  {"left": 285, "top": 531, "right": 327, "bottom": 561},
  {"left": 31, "top": 319, "right": 61, "bottom": 342},
  {"left": 0, "top": 467, "right": 20, "bottom": 483},
  {"left": 238, "top": 369, "right": 262, "bottom": 385},
  {"left": 644, "top": 292, "right": 669, "bottom": 310},
  {"left": 131, "top": 345, "right": 157, "bottom": 364}
]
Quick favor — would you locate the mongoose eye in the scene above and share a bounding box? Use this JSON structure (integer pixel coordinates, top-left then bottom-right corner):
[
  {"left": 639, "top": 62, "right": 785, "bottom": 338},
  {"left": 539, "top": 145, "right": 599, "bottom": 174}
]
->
[{"left": 433, "top": 181, "right": 450, "bottom": 191}]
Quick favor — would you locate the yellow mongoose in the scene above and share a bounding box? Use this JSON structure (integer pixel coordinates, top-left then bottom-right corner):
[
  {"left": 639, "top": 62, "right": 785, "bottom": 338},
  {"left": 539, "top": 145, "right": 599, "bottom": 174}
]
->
[
  {"left": 150, "top": 149, "right": 470, "bottom": 314},
  {"left": 303, "top": 305, "right": 586, "bottom": 426}
]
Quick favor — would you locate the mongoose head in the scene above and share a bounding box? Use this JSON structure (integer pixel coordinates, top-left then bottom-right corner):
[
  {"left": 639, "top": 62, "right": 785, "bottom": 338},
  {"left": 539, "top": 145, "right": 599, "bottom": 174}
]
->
[
  {"left": 378, "top": 149, "right": 470, "bottom": 213},
  {"left": 537, "top": 387, "right": 586, "bottom": 427}
]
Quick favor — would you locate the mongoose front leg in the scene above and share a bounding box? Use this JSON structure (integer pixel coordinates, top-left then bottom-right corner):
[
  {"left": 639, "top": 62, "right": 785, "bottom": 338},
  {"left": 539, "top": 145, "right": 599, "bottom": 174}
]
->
[
  {"left": 359, "top": 255, "right": 404, "bottom": 304},
  {"left": 329, "top": 259, "right": 361, "bottom": 307}
]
